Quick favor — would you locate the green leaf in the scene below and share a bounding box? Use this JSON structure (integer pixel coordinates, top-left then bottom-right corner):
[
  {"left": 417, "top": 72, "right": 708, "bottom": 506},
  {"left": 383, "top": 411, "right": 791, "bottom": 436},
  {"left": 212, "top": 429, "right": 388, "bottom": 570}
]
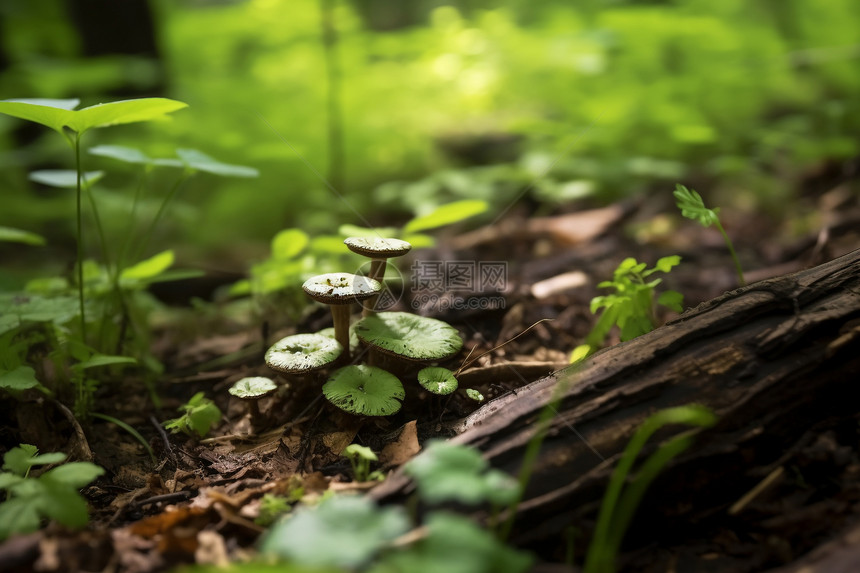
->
[
  {"left": 176, "top": 148, "right": 259, "bottom": 178},
  {"left": 657, "top": 290, "right": 684, "bottom": 313},
  {"left": 29, "top": 170, "right": 104, "bottom": 189},
  {"left": 653, "top": 255, "right": 681, "bottom": 274},
  {"left": 88, "top": 144, "right": 151, "bottom": 164},
  {"left": 465, "top": 388, "right": 484, "bottom": 402},
  {"left": 337, "top": 224, "right": 398, "bottom": 238},
  {"left": 0, "top": 366, "right": 43, "bottom": 391},
  {"left": 66, "top": 98, "right": 188, "bottom": 133},
  {"left": 403, "top": 200, "right": 488, "bottom": 234},
  {"left": 0, "top": 226, "right": 46, "bottom": 246},
  {"left": 41, "top": 462, "right": 104, "bottom": 489},
  {"left": 120, "top": 250, "right": 174, "bottom": 281},
  {"left": 673, "top": 184, "right": 719, "bottom": 227},
  {"left": 3, "top": 445, "right": 66, "bottom": 476},
  {"left": 0, "top": 497, "right": 42, "bottom": 540},
  {"left": 260, "top": 495, "right": 409, "bottom": 568},
  {"left": 343, "top": 444, "right": 378, "bottom": 462},
  {"left": 272, "top": 228, "right": 309, "bottom": 259},
  {"left": 38, "top": 482, "right": 90, "bottom": 528},
  {"left": 569, "top": 344, "right": 593, "bottom": 364},
  {"left": 0, "top": 99, "right": 79, "bottom": 134},
  {"left": 75, "top": 354, "right": 137, "bottom": 371}
]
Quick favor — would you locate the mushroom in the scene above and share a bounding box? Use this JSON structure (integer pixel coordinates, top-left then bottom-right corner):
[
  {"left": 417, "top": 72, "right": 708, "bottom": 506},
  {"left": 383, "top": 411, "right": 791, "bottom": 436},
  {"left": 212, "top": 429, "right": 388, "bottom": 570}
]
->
[
  {"left": 265, "top": 332, "right": 344, "bottom": 375},
  {"left": 354, "top": 311, "right": 463, "bottom": 365},
  {"left": 343, "top": 237, "right": 411, "bottom": 316},
  {"left": 229, "top": 376, "right": 278, "bottom": 429},
  {"left": 302, "top": 273, "right": 382, "bottom": 360},
  {"left": 322, "top": 365, "right": 405, "bottom": 416}
]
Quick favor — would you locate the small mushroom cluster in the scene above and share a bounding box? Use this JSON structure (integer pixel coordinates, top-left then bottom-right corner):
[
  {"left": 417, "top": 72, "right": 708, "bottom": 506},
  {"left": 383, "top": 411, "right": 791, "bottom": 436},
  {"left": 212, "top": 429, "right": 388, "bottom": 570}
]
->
[{"left": 254, "top": 236, "right": 465, "bottom": 418}]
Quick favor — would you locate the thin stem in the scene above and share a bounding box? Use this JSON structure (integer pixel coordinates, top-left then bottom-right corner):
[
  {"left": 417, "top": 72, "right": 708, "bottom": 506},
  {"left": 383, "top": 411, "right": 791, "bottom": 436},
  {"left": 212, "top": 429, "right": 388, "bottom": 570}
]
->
[
  {"left": 715, "top": 220, "right": 746, "bottom": 287},
  {"left": 133, "top": 170, "right": 191, "bottom": 262},
  {"left": 75, "top": 134, "right": 86, "bottom": 343}
]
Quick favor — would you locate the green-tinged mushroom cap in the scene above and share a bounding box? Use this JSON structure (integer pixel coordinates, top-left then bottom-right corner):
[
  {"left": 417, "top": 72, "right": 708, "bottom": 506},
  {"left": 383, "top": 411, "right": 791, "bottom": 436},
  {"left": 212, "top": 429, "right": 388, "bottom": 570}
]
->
[
  {"left": 343, "top": 237, "right": 412, "bottom": 259},
  {"left": 417, "top": 366, "right": 459, "bottom": 395},
  {"left": 303, "top": 273, "right": 383, "bottom": 357},
  {"left": 229, "top": 376, "right": 278, "bottom": 399},
  {"left": 265, "top": 333, "right": 343, "bottom": 374},
  {"left": 302, "top": 272, "right": 382, "bottom": 304},
  {"left": 355, "top": 311, "right": 463, "bottom": 362},
  {"left": 323, "top": 365, "right": 405, "bottom": 416},
  {"left": 318, "top": 326, "right": 360, "bottom": 355}
]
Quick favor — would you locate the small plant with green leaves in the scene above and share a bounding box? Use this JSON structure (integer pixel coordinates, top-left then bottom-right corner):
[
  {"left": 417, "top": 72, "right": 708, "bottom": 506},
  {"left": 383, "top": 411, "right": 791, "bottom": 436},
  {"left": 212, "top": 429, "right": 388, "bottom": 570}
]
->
[
  {"left": 0, "top": 444, "right": 104, "bottom": 541},
  {"left": 584, "top": 405, "right": 717, "bottom": 573},
  {"left": 674, "top": 183, "right": 746, "bottom": 287},
  {"left": 342, "top": 444, "right": 385, "bottom": 482},
  {"left": 571, "top": 256, "right": 684, "bottom": 363},
  {"left": 164, "top": 392, "right": 222, "bottom": 438}
]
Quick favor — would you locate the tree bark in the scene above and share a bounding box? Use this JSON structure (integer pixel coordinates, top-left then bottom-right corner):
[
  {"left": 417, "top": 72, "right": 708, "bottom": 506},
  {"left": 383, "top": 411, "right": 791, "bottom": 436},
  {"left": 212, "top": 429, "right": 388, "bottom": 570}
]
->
[{"left": 372, "top": 248, "right": 860, "bottom": 569}]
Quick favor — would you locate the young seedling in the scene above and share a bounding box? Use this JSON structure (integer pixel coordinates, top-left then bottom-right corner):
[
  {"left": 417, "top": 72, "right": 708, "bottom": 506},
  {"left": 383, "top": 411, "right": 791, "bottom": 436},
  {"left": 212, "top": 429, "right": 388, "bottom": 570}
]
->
[
  {"left": 355, "top": 311, "right": 463, "bottom": 364},
  {"left": 163, "top": 391, "right": 222, "bottom": 438},
  {"left": 0, "top": 98, "right": 187, "bottom": 341},
  {"left": 572, "top": 256, "right": 683, "bottom": 362},
  {"left": 0, "top": 444, "right": 104, "bottom": 540},
  {"left": 322, "top": 365, "right": 405, "bottom": 416},
  {"left": 342, "top": 444, "right": 384, "bottom": 482},
  {"left": 302, "top": 273, "right": 382, "bottom": 360},
  {"left": 229, "top": 376, "right": 278, "bottom": 429},
  {"left": 343, "top": 237, "right": 412, "bottom": 316},
  {"left": 673, "top": 183, "right": 746, "bottom": 286}
]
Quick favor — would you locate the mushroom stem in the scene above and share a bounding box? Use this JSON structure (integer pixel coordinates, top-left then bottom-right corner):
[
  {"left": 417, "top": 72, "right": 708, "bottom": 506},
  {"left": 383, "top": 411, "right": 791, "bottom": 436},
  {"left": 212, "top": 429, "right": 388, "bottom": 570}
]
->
[
  {"left": 248, "top": 400, "right": 263, "bottom": 428},
  {"left": 363, "top": 258, "right": 388, "bottom": 317},
  {"left": 331, "top": 304, "right": 352, "bottom": 360}
]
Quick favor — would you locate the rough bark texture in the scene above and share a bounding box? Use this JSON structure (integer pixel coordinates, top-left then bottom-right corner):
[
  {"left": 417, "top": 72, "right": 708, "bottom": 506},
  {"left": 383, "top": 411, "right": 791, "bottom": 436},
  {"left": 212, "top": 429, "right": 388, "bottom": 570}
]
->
[{"left": 372, "top": 248, "right": 860, "bottom": 570}]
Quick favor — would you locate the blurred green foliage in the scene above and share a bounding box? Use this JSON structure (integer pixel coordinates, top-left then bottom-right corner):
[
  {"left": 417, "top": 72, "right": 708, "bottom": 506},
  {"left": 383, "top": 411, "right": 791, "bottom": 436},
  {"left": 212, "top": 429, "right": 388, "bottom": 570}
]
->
[{"left": 2, "top": 0, "right": 859, "bottom": 276}]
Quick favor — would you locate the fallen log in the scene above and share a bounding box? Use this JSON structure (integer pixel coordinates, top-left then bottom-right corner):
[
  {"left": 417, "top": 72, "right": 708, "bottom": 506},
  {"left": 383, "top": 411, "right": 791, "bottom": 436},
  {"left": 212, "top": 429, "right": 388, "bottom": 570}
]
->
[{"left": 372, "top": 248, "right": 860, "bottom": 571}]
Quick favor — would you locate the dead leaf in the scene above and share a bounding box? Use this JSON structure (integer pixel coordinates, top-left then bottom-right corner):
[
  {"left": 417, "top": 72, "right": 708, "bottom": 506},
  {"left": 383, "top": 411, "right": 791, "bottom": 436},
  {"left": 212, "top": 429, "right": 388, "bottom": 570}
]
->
[{"left": 379, "top": 420, "right": 420, "bottom": 468}]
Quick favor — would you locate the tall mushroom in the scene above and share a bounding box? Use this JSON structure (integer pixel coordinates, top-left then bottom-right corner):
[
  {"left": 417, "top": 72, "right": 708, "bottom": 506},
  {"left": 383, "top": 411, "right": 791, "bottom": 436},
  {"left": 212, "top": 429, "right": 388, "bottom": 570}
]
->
[
  {"left": 343, "top": 237, "right": 412, "bottom": 316},
  {"left": 302, "top": 273, "right": 382, "bottom": 360}
]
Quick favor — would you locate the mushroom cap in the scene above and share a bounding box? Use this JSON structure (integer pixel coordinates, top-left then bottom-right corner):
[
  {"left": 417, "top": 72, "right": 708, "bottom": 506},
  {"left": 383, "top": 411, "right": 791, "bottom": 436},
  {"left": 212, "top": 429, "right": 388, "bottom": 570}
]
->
[
  {"left": 229, "top": 376, "right": 278, "bottom": 399},
  {"left": 302, "top": 272, "right": 383, "bottom": 305},
  {"left": 417, "top": 366, "right": 459, "bottom": 395},
  {"left": 265, "top": 333, "right": 343, "bottom": 374},
  {"left": 343, "top": 237, "right": 412, "bottom": 259},
  {"left": 355, "top": 311, "right": 463, "bottom": 362},
  {"left": 322, "top": 365, "right": 405, "bottom": 416}
]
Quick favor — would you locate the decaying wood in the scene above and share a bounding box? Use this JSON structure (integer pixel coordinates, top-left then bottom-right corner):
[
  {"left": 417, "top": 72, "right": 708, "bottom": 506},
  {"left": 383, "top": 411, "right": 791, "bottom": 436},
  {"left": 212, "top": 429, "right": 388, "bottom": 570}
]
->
[{"left": 372, "top": 248, "right": 860, "bottom": 569}]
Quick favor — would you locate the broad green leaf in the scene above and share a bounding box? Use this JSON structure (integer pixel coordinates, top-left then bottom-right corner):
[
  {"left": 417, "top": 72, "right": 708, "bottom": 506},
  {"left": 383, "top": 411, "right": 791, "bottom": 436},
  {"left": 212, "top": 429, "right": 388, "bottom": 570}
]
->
[
  {"left": 120, "top": 250, "right": 174, "bottom": 281},
  {"left": 0, "top": 98, "right": 79, "bottom": 134},
  {"left": 0, "top": 497, "right": 42, "bottom": 540},
  {"left": 176, "top": 148, "right": 259, "bottom": 178},
  {"left": 29, "top": 169, "right": 104, "bottom": 189},
  {"left": 569, "top": 344, "right": 593, "bottom": 364},
  {"left": 673, "top": 184, "right": 719, "bottom": 227},
  {"left": 0, "top": 226, "right": 45, "bottom": 246},
  {"left": 271, "top": 228, "right": 309, "bottom": 259},
  {"left": 402, "top": 233, "right": 435, "bottom": 249},
  {"left": 88, "top": 144, "right": 151, "bottom": 164},
  {"left": 658, "top": 290, "right": 684, "bottom": 313},
  {"left": 338, "top": 224, "right": 398, "bottom": 238},
  {"left": 75, "top": 354, "right": 137, "bottom": 371},
  {"left": 260, "top": 495, "right": 409, "bottom": 568},
  {"left": 42, "top": 462, "right": 105, "bottom": 489},
  {"left": 403, "top": 200, "right": 488, "bottom": 234},
  {"left": 2, "top": 445, "right": 65, "bottom": 476},
  {"left": 0, "top": 366, "right": 42, "bottom": 391},
  {"left": 38, "top": 481, "right": 90, "bottom": 528},
  {"left": 66, "top": 98, "right": 187, "bottom": 133},
  {"left": 0, "top": 473, "right": 24, "bottom": 490},
  {"left": 654, "top": 255, "right": 681, "bottom": 274}
]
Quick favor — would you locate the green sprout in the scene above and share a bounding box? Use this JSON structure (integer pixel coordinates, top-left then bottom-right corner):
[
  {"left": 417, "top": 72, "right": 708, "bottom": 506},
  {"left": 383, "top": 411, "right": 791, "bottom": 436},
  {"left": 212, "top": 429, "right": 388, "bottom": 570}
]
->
[
  {"left": 674, "top": 184, "right": 746, "bottom": 286},
  {"left": 584, "top": 405, "right": 717, "bottom": 573},
  {"left": 342, "top": 444, "right": 384, "bottom": 482},
  {"left": 0, "top": 444, "right": 104, "bottom": 540},
  {"left": 572, "top": 256, "right": 683, "bottom": 362},
  {"left": 163, "top": 391, "right": 222, "bottom": 438}
]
